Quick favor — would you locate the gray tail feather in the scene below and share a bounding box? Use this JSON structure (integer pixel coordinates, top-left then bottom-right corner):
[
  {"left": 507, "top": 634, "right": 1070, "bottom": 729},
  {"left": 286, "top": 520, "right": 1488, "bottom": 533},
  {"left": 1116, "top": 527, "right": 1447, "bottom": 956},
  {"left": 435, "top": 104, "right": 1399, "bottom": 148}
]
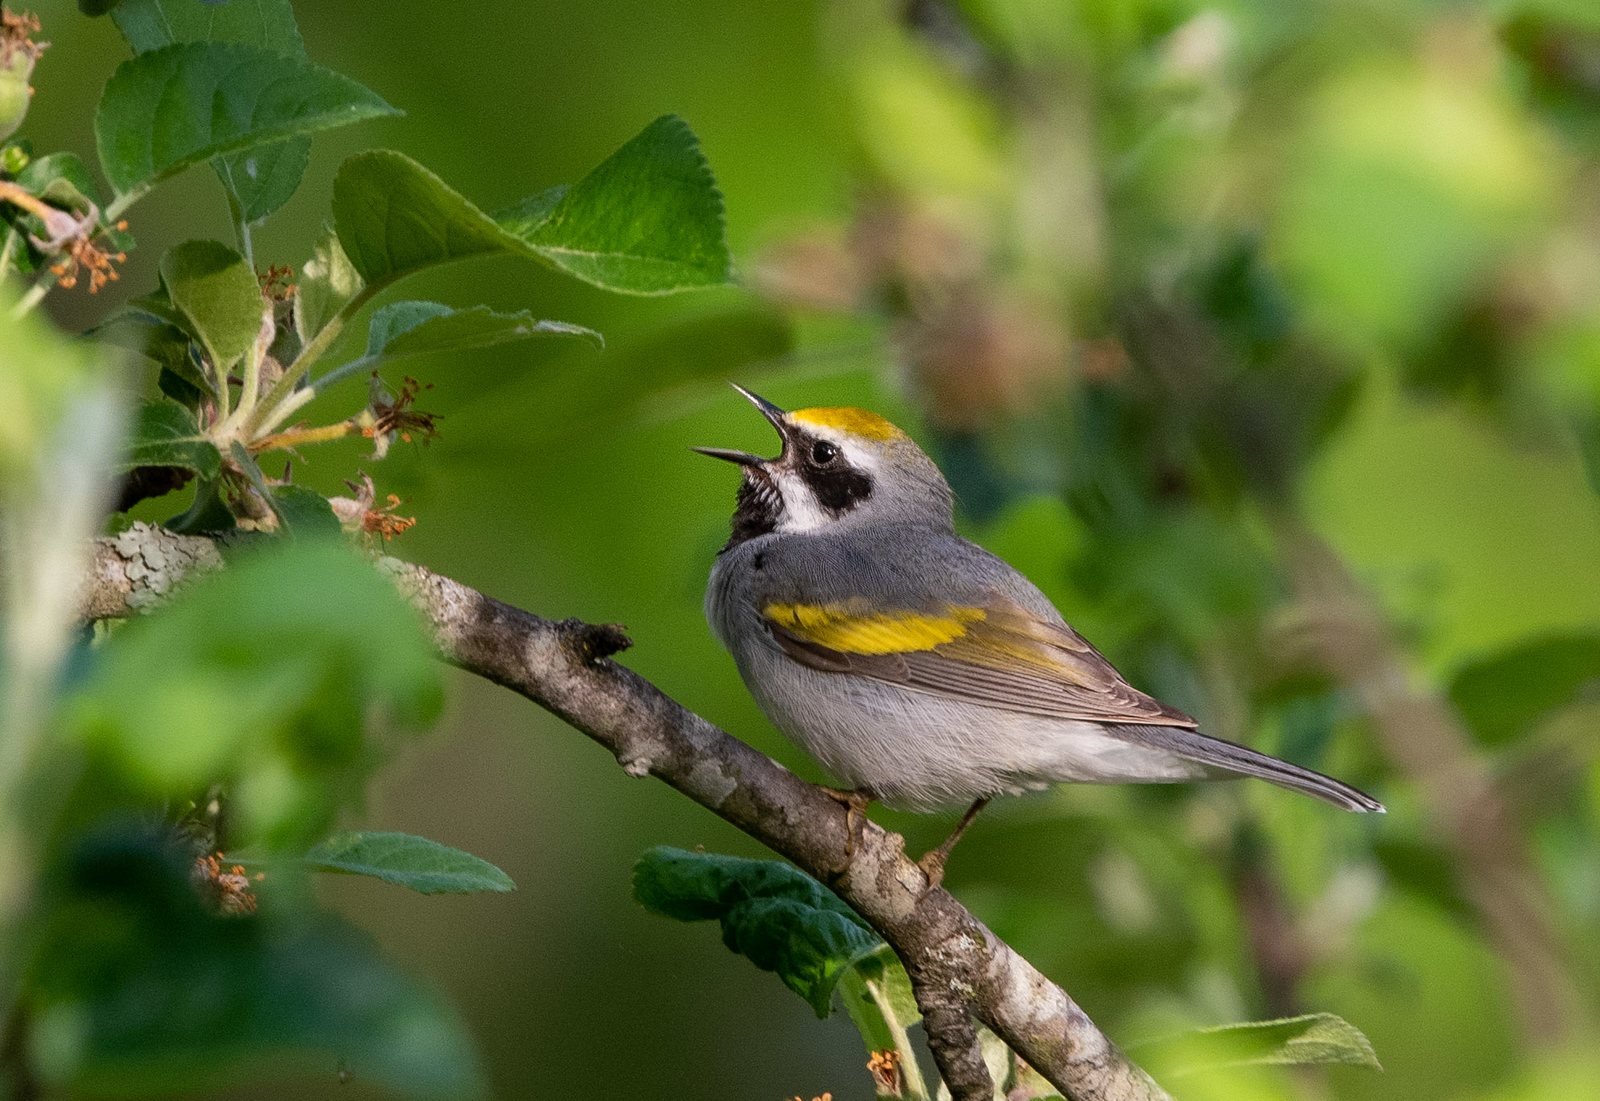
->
[{"left": 1107, "top": 723, "right": 1386, "bottom": 814}]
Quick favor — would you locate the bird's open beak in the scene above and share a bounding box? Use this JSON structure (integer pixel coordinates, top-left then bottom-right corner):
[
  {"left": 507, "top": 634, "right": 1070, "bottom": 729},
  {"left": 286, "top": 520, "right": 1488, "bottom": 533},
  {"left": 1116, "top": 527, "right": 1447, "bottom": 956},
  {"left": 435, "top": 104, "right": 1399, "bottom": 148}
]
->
[{"left": 690, "top": 384, "right": 789, "bottom": 466}]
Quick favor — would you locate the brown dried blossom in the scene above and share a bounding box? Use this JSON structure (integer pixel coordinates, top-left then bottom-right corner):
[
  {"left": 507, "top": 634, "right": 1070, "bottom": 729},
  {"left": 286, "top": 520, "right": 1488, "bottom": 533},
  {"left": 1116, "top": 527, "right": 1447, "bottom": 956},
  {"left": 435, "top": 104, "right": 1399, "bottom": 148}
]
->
[{"left": 193, "top": 852, "right": 264, "bottom": 916}]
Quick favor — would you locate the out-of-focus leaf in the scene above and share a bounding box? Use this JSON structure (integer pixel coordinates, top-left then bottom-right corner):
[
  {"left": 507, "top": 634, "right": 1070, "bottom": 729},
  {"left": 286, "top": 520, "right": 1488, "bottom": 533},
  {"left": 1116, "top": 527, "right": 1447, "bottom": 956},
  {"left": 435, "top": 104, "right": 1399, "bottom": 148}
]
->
[
  {"left": 511, "top": 115, "right": 733, "bottom": 294},
  {"left": 305, "top": 832, "right": 515, "bottom": 895},
  {"left": 64, "top": 542, "right": 442, "bottom": 847},
  {"left": 159, "top": 240, "right": 263, "bottom": 371},
  {"left": 113, "top": 0, "right": 313, "bottom": 224},
  {"left": 78, "top": 0, "right": 124, "bottom": 15},
  {"left": 1276, "top": 63, "right": 1555, "bottom": 347},
  {"left": 1449, "top": 635, "right": 1600, "bottom": 747},
  {"left": 364, "top": 301, "right": 601, "bottom": 361},
  {"left": 27, "top": 830, "right": 484, "bottom": 1099},
  {"left": 294, "top": 230, "right": 364, "bottom": 349},
  {"left": 632, "top": 846, "right": 882, "bottom": 1017},
  {"left": 118, "top": 400, "right": 220, "bottom": 477},
  {"left": 94, "top": 42, "right": 398, "bottom": 203},
  {"left": 1134, "top": 1013, "right": 1381, "bottom": 1076}
]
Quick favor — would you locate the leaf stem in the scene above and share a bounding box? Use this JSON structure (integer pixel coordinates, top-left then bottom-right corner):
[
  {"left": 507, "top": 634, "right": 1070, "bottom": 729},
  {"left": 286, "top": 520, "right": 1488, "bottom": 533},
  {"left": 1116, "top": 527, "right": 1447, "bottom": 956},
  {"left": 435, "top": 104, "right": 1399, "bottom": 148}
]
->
[
  {"left": 228, "top": 192, "right": 255, "bottom": 269},
  {"left": 10, "top": 274, "right": 55, "bottom": 317},
  {"left": 0, "top": 227, "right": 17, "bottom": 286},
  {"left": 252, "top": 420, "right": 360, "bottom": 452},
  {"left": 245, "top": 282, "right": 380, "bottom": 437}
]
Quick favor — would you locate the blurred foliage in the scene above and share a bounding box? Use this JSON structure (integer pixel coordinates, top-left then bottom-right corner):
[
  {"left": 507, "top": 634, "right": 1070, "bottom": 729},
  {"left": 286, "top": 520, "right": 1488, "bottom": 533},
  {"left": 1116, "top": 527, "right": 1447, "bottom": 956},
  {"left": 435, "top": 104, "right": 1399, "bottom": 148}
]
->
[{"left": 4, "top": 0, "right": 1600, "bottom": 1099}]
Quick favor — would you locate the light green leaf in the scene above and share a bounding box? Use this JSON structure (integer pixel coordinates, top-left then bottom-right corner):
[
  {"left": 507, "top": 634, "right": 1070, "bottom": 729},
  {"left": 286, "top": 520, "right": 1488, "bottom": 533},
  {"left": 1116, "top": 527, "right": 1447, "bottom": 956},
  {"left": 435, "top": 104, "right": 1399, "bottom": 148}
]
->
[
  {"left": 94, "top": 41, "right": 398, "bottom": 203},
  {"left": 160, "top": 240, "right": 264, "bottom": 371},
  {"left": 331, "top": 150, "right": 526, "bottom": 289},
  {"left": 1134, "top": 1013, "right": 1381, "bottom": 1076},
  {"left": 365, "top": 301, "right": 602, "bottom": 360},
  {"left": 15, "top": 152, "right": 102, "bottom": 210},
  {"left": 64, "top": 542, "right": 443, "bottom": 847},
  {"left": 306, "top": 832, "right": 516, "bottom": 895},
  {"left": 113, "top": 0, "right": 313, "bottom": 223},
  {"left": 294, "top": 229, "right": 365, "bottom": 349},
  {"left": 632, "top": 846, "right": 882, "bottom": 1018},
  {"left": 493, "top": 184, "right": 567, "bottom": 239},
  {"left": 119, "top": 400, "right": 221, "bottom": 476},
  {"left": 511, "top": 115, "right": 733, "bottom": 294}
]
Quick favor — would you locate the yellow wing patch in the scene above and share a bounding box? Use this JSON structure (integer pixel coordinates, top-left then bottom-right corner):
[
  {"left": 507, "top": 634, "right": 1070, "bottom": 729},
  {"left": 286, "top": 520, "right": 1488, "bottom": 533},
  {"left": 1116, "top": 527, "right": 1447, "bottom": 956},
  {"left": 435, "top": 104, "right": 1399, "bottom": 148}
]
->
[
  {"left": 764, "top": 601, "right": 985, "bottom": 654},
  {"left": 787, "top": 407, "right": 905, "bottom": 441}
]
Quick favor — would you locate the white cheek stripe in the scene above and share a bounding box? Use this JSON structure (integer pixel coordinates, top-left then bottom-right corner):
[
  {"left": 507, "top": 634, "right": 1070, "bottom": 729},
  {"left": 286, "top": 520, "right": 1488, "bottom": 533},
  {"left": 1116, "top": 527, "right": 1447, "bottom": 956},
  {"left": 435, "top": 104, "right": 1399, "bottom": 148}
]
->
[{"left": 769, "top": 446, "right": 880, "bottom": 534}]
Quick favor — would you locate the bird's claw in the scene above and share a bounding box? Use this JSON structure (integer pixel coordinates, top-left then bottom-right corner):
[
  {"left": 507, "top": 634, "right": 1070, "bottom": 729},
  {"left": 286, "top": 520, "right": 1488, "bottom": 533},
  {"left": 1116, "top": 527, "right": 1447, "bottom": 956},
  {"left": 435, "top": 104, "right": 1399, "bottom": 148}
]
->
[{"left": 821, "top": 786, "right": 873, "bottom": 868}]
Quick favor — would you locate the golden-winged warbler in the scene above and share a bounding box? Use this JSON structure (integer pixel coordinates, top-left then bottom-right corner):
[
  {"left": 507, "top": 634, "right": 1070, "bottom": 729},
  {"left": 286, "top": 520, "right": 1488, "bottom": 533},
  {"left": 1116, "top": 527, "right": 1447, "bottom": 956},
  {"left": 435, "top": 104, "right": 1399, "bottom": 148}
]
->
[{"left": 697, "top": 386, "right": 1382, "bottom": 884}]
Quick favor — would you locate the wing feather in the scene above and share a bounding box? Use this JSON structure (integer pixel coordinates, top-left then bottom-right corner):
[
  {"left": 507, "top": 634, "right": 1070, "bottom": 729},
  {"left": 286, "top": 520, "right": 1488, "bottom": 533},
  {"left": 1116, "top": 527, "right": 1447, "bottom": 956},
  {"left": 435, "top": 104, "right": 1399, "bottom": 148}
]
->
[{"left": 763, "top": 595, "right": 1197, "bottom": 728}]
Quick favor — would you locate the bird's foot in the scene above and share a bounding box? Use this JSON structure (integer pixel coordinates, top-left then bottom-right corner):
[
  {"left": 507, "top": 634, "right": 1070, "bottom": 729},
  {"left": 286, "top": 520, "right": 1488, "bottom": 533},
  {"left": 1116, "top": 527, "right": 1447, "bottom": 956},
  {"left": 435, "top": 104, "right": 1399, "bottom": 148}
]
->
[
  {"left": 914, "top": 797, "right": 990, "bottom": 891},
  {"left": 820, "top": 786, "right": 873, "bottom": 867}
]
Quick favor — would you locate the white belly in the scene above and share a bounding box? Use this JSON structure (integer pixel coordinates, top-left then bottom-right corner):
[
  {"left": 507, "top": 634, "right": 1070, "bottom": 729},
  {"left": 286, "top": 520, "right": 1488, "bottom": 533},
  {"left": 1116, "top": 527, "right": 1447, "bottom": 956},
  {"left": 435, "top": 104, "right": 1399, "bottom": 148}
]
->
[{"left": 736, "top": 641, "right": 1204, "bottom": 812}]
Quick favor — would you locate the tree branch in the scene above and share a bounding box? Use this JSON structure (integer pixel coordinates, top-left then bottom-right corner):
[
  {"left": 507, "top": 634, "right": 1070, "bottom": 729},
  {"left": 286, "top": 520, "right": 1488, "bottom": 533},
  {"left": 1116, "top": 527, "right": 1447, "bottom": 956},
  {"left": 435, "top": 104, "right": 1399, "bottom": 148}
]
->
[{"left": 85, "top": 524, "right": 1171, "bottom": 1101}]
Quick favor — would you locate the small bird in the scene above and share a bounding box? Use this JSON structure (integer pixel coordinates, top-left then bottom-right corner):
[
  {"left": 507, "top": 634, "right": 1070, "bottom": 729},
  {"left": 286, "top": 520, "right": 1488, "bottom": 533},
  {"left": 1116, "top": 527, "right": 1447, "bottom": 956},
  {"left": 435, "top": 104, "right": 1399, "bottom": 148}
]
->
[{"left": 697, "top": 386, "right": 1383, "bottom": 884}]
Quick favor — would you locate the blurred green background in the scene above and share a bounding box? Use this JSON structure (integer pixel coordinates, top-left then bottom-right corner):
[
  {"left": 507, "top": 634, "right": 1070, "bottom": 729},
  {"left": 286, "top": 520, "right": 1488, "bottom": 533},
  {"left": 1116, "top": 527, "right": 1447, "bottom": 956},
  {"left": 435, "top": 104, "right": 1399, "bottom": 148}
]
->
[{"left": 22, "top": 0, "right": 1600, "bottom": 1098}]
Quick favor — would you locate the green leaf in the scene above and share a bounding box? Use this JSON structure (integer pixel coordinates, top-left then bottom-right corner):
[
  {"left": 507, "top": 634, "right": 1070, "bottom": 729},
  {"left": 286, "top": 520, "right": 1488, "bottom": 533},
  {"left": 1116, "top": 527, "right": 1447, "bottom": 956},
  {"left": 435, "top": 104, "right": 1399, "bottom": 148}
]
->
[
  {"left": 632, "top": 846, "right": 882, "bottom": 1018},
  {"left": 91, "top": 311, "right": 213, "bottom": 399},
  {"left": 269, "top": 484, "right": 341, "bottom": 541},
  {"left": 511, "top": 115, "right": 732, "bottom": 294},
  {"left": 94, "top": 42, "right": 398, "bottom": 204},
  {"left": 305, "top": 832, "right": 516, "bottom": 895},
  {"left": 331, "top": 150, "right": 527, "bottom": 289},
  {"left": 493, "top": 184, "right": 567, "bottom": 238},
  {"left": 29, "top": 830, "right": 484, "bottom": 1099},
  {"left": 160, "top": 240, "right": 264, "bottom": 371},
  {"left": 78, "top": 0, "right": 125, "bottom": 15},
  {"left": 119, "top": 400, "right": 221, "bottom": 476},
  {"left": 1134, "top": 1013, "right": 1381, "bottom": 1077},
  {"left": 65, "top": 541, "right": 442, "bottom": 847},
  {"left": 14, "top": 152, "right": 103, "bottom": 210},
  {"left": 1449, "top": 635, "right": 1600, "bottom": 747},
  {"left": 365, "top": 301, "right": 602, "bottom": 360},
  {"left": 294, "top": 229, "right": 365, "bottom": 348},
  {"left": 113, "top": 0, "right": 305, "bottom": 55},
  {"left": 113, "top": 0, "right": 314, "bottom": 224}
]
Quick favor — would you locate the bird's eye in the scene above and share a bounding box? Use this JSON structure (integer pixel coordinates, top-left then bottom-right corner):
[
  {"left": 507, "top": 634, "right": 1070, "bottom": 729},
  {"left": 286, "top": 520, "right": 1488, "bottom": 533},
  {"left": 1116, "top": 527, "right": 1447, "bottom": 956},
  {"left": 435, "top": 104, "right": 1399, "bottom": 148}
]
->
[{"left": 811, "top": 440, "right": 840, "bottom": 465}]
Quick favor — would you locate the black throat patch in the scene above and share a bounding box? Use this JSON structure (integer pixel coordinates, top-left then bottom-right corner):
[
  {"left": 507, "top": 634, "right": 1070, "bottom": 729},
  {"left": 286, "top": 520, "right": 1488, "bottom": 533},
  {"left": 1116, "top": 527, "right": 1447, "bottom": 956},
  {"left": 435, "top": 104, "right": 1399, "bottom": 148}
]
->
[{"left": 723, "top": 471, "right": 780, "bottom": 552}]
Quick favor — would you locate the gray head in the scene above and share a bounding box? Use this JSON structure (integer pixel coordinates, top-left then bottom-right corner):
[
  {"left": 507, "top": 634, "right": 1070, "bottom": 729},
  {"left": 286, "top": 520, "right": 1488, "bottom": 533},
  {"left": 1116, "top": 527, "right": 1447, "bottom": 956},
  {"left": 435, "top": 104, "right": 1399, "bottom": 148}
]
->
[{"left": 694, "top": 386, "right": 954, "bottom": 550}]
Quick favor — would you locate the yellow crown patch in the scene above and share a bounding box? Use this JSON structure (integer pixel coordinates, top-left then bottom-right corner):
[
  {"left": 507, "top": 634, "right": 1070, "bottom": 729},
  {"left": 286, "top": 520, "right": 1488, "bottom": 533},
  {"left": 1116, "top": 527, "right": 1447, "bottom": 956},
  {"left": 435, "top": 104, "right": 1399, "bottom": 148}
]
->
[{"left": 788, "top": 407, "right": 905, "bottom": 441}]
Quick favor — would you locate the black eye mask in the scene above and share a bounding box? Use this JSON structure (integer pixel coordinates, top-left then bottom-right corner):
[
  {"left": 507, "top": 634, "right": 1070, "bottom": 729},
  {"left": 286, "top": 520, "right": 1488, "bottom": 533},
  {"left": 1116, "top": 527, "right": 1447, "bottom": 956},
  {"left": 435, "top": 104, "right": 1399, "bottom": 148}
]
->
[{"left": 795, "top": 434, "right": 873, "bottom": 514}]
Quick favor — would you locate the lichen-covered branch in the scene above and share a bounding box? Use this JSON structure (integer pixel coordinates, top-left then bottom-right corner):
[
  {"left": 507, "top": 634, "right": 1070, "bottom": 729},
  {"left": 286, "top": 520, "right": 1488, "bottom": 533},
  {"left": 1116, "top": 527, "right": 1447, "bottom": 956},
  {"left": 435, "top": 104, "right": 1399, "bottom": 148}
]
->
[{"left": 86, "top": 525, "right": 1170, "bottom": 1101}]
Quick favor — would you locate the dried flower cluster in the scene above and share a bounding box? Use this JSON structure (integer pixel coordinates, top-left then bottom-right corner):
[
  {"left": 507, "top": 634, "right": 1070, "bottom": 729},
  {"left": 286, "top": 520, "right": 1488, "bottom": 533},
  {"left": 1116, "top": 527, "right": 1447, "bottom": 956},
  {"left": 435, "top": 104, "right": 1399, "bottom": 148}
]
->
[{"left": 193, "top": 852, "right": 264, "bottom": 916}]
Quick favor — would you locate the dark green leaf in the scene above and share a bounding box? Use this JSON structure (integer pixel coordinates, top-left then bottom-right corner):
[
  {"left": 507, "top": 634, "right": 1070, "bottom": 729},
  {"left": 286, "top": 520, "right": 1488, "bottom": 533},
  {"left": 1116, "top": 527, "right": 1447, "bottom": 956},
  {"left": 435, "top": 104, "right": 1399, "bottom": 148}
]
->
[
  {"left": 1449, "top": 635, "right": 1600, "bottom": 747},
  {"left": 113, "top": 0, "right": 305, "bottom": 55},
  {"left": 113, "top": 0, "right": 313, "bottom": 224},
  {"left": 29, "top": 830, "right": 484, "bottom": 1099},
  {"left": 78, "top": 0, "right": 125, "bottom": 16},
  {"left": 632, "top": 847, "right": 881, "bottom": 1018},
  {"left": 269, "top": 484, "right": 341, "bottom": 541},
  {"left": 160, "top": 240, "right": 264, "bottom": 371},
  {"left": 118, "top": 400, "right": 221, "bottom": 476},
  {"left": 1134, "top": 1013, "right": 1381, "bottom": 1076},
  {"left": 94, "top": 42, "right": 398, "bottom": 203},
  {"left": 306, "top": 832, "right": 515, "bottom": 895},
  {"left": 364, "top": 301, "right": 602, "bottom": 360},
  {"left": 1372, "top": 839, "right": 1475, "bottom": 923},
  {"left": 331, "top": 150, "right": 527, "bottom": 288},
  {"left": 91, "top": 311, "right": 212, "bottom": 399},
  {"left": 510, "top": 115, "right": 733, "bottom": 294}
]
